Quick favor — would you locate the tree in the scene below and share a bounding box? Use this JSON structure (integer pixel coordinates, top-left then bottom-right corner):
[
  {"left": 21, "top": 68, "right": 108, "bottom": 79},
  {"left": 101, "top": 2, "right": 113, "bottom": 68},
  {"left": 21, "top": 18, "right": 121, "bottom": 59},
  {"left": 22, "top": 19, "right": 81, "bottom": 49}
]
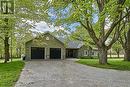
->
[
  {"left": 70, "top": 26, "right": 95, "bottom": 46},
  {"left": 125, "top": 7, "right": 130, "bottom": 61},
  {"left": 49, "top": 0, "right": 129, "bottom": 64},
  {"left": 119, "top": 7, "right": 130, "bottom": 61},
  {"left": 70, "top": 27, "right": 96, "bottom": 57},
  {"left": 0, "top": 39, "right": 4, "bottom": 58},
  {"left": 0, "top": 18, "right": 16, "bottom": 63},
  {"left": 15, "top": 27, "right": 34, "bottom": 57},
  {"left": 112, "top": 41, "right": 122, "bottom": 58},
  {"left": 0, "top": 0, "right": 49, "bottom": 63}
]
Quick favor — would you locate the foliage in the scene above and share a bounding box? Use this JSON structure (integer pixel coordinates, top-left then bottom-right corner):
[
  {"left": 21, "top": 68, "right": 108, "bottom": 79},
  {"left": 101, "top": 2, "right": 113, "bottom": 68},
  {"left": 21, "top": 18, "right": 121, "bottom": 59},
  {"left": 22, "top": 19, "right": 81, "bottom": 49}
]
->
[
  {"left": 0, "top": 60, "right": 25, "bottom": 87},
  {"left": 77, "top": 59, "right": 130, "bottom": 70},
  {"left": 15, "top": 0, "right": 50, "bottom": 22},
  {"left": 70, "top": 26, "right": 95, "bottom": 46},
  {"left": 112, "top": 41, "right": 122, "bottom": 56},
  {"left": 48, "top": 0, "right": 129, "bottom": 45},
  {"left": 47, "top": 0, "right": 130, "bottom": 64},
  {"left": 51, "top": 29, "right": 70, "bottom": 37},
  {"left": 0, "top": 0, "right": 44, "bottom": 60}
]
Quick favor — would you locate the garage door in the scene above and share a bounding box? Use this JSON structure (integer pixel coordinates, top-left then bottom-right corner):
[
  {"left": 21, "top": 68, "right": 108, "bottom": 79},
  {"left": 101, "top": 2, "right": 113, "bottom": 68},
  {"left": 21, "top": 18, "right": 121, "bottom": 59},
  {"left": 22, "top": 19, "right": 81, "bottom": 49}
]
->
[
  {"left": 50, "top": 48, "right": 61, "bottom": 59},
  {"left": 31, "top": 47, "right": 44, "bottom": 59}
]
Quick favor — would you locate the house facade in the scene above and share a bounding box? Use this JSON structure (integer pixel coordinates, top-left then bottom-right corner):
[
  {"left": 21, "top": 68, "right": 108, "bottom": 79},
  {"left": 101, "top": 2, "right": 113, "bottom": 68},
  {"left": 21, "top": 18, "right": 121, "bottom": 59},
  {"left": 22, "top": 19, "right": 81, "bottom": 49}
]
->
[{"left": 25, "top": 32, "right": 98, "bottom": 60}]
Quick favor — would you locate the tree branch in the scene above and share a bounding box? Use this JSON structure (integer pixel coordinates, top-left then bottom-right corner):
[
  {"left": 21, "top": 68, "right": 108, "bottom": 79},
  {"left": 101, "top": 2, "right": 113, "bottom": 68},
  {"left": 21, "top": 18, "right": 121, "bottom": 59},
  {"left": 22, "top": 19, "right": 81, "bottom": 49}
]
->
[
  {"left": 102, "top": 11, "right": 130, "bottom": 43},
  {"left": 107, "top": 19, "right": 126, "bottom": 49},
  {"left": 0, "top": 36, "right": 4, "bottom": 40},
  {"left": 79, "top": 20, "right": 99, "bottom": 47},
  {"left": 124, "top": 31, "right": 127, "bottom": 46}
]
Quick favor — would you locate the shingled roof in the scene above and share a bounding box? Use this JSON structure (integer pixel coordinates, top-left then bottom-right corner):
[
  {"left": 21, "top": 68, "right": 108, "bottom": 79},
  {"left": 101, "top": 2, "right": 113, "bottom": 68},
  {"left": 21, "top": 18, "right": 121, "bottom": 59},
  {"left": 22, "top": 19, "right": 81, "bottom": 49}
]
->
[
  {"left": 58, "top": 37, "right": 83, "bottom": 49},
  {"left": 26, "top": 32, "right": 84, "bottom": 49}
]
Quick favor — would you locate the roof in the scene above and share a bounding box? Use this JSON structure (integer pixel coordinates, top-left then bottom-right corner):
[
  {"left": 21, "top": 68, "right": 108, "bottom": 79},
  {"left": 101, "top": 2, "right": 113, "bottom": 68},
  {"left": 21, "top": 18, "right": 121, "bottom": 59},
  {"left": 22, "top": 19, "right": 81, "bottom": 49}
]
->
[
  {"left": 26, "top": 32, "right": 64, "bottom": 45},
  {"left": 58, "top": 37, "right": 83, "bottom": 49},
  {"left": 26, "top": 32, "right": 92, "bottom": 49},
  {"left": 66, "top": 41, "right": 83, "bottom": 48}
]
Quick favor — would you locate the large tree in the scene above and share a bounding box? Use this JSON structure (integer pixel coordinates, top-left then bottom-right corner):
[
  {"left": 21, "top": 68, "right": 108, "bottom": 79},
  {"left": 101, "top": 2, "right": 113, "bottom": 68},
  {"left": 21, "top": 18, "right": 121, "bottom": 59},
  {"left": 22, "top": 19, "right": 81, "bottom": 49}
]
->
[
  {"left": 48, "top": 0, "right": 129, "bottom": 64},
  {"left": 0, "top": 0, "right": 50, "bottom": 63},
  {"left": 0, "top": 18, "right": 16, "bottom": 63},
  {"left": 119, "top": 7, "right": 130, "bottom": 61}
]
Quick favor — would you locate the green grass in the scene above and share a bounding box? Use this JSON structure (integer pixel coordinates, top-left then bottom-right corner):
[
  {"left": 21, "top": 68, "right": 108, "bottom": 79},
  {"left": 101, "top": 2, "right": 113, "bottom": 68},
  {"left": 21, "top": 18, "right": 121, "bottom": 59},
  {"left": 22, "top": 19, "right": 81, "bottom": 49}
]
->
[
  {"left": 77, "top": 59, "right": 130, "bottom": 71},
  {"left": 79, "top": 56, "right": 98, "bottom": 59},
  {"left": 0, "top": 60, "right": 25, "bottom": 87},
  {"left": 0, "top": 58, "right": 21, "bottom": 63}
]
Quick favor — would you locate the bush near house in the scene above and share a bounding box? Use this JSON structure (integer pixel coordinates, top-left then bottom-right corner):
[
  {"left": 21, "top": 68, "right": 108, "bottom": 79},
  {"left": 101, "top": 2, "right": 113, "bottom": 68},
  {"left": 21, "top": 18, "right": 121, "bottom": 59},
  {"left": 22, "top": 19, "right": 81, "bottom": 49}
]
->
[
  {"left": 77, "top": 58, "right": 130, "bottom": 71},
  {"left": 0, "top": 60, "right": 25, "bottom": 87}
]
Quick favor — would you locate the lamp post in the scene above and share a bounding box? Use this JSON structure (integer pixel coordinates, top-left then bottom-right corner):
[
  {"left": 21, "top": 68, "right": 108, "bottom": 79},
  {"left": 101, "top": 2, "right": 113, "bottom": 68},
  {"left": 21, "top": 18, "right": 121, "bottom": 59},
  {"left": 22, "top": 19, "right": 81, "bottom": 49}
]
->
[{"left": 0, "top": 0, "right": 14, "bottom": 63}]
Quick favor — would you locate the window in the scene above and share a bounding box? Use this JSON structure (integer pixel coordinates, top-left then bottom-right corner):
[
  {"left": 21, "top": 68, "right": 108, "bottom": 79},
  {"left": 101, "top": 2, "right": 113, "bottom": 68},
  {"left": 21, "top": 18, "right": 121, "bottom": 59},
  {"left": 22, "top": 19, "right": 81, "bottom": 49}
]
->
[
  {"left": 86, "top": 51, "right": 88, "bottom": 55},
  {"left": 91, "top": 51, "right": 94, "bottom": 55},
  {"left": 84, "top": 50, "right": 88, "bottom": 56}
]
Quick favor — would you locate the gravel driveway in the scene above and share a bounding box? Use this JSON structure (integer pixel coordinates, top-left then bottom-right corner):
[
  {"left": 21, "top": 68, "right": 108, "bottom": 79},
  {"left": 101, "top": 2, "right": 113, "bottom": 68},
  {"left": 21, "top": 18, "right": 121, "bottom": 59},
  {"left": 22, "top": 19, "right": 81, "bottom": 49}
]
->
[{"left": 15, "top": 60, "right": 130, "bottom": 87}]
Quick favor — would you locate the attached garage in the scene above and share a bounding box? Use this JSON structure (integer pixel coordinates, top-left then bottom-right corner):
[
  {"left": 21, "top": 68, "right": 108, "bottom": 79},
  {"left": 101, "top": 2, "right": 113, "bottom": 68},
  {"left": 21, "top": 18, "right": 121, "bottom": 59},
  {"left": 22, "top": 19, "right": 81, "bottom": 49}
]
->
[
  {"left": 50, "top": 48, "right": 61, "bottom": 59},
  {"left": 25, "top": 32, "right": 65, "bottom": 60},
  {"left": 31, "top": 47, "right": 45, "bottom": 59}
]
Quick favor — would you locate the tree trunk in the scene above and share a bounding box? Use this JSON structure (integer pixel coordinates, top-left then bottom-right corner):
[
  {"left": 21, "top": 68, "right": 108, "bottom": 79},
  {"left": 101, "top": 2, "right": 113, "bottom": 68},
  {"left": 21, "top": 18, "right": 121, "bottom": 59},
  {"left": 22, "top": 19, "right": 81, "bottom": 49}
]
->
[
  {"left": 16, "top": 48, "right": 18, "bottom": 58},
  {"left": 117, "top": 52, "right": 120, "bottom": 58},
  {"left": 19, "top": 47, "right": 21, "bottom": 58},
  {"left": 125, "top": 28, "right": 130, "bottom": 61},
  {"left": 124, "top": 49, "right": 130, "bottom": 61},
  {"left": 110, "top": 49, "right": 112, "bottom": 58},
  {"left": 124, "top": 49, "right": 127, "bottom": 61},
  {"left": 0, "top": 54, "right": 3, "bottom": 59},
  {"left": 98, "top": 47, "right": 108, "bottom": 64},
  {"left": 116, "top": 49, "right": 120, "bottom": 58},
  {"left": 4, "top": 37, "right": 10, "bottom": 63}
]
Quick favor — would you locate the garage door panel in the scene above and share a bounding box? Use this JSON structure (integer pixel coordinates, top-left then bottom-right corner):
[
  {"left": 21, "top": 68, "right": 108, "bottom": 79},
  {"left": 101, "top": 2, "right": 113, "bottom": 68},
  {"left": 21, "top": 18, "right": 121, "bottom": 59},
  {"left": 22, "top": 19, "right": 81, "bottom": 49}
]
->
[
  {"left": 31, "top": 47, "right": 44, "bottom": 59},
  {"left": 50, "top": 48, "right": 61, "bottom": 59}
]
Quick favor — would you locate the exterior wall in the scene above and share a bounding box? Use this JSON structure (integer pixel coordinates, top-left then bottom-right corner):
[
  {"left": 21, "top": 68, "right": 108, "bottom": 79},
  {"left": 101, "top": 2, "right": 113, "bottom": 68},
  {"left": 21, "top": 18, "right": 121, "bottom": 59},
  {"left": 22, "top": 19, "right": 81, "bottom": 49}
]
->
[
  {"left": 92, "top": 50, "right": 98, "bottom": 56},
  {"left": 66, "top": 49, "right": 78, "bottom": 58},
  {"left": 78, "top": 46, "right": 88, "bottom": 57},
  {"left": 78, "top": 46, "right": 98, "bottom": 57},
  {"left": 25, "top": 33, "right": 65, "bottom": 60}
]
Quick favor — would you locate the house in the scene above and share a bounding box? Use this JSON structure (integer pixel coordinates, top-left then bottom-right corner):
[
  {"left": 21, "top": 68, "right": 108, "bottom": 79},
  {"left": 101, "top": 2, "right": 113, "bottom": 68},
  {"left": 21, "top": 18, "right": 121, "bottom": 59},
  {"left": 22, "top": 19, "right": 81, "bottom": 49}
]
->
[{"left": 25, "top": 32, "right": 98, "bottom": 60}]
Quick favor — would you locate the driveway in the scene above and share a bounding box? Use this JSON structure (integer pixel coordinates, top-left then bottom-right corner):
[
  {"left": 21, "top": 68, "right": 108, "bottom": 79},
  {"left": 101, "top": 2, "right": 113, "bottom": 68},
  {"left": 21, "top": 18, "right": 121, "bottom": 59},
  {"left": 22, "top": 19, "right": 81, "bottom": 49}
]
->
[{"left": 15, "top": 60, "right": 130, "bottom": 87}]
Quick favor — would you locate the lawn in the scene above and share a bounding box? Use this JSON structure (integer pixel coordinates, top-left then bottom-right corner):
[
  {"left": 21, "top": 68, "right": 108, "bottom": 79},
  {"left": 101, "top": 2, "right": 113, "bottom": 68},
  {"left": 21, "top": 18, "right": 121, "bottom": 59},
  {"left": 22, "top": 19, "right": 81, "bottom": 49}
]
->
[
  {"left": 77, "top": 59, "right": 130, "bottom": 71},
  {"left": 0, "top": 60, "right": 25, "bottom": 87}
]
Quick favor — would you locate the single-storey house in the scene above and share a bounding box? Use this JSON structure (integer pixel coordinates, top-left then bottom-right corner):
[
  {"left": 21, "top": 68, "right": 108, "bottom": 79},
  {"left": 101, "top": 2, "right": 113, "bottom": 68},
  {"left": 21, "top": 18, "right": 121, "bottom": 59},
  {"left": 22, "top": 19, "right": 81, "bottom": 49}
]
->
[{"left": 25, "top": 32, "right": 98, "bottom": 60}]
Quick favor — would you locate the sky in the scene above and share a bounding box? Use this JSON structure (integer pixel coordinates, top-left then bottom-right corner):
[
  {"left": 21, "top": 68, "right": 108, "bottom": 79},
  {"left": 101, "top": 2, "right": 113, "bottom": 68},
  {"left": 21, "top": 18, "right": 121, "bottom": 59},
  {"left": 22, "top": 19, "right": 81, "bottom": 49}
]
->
[
  {"left": 31, "top": 21, "right": 65, "bottom": 33},
  {"left": 31, "top": 3, "right": 110, "bottom": 33}
]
